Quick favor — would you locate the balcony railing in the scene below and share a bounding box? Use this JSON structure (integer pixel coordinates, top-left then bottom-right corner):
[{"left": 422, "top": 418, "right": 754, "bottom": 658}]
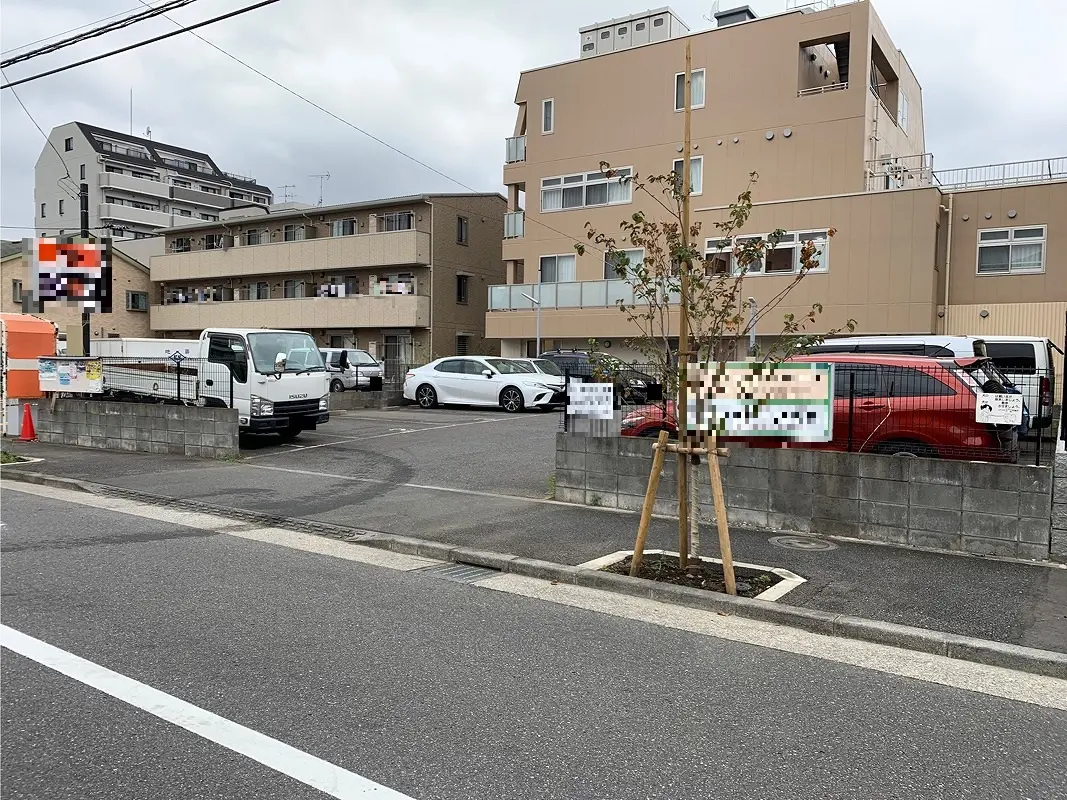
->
[
  {"left": 504, "top": 211, "right": 524, "bottom": 239},
  {"left": 150, "top": 294, "right": 430, "bottom": 331},
  {"left": 933, "top": 157, "right": 1067, "bottom": 191},
  {"left": 99, "top": 141, "right": 152, "bottom": 161},
  {"left": 489, "top": 280, "right": 679, "bottom": 311},
  {"left": 865, "top": 153, "right": 936, "bottom": 192},
  {"left": 798, "top": 82, "right": 848, "bottom": 97},
  {"left": 505, "top": 135, "right": 526, "bottom": 164}
]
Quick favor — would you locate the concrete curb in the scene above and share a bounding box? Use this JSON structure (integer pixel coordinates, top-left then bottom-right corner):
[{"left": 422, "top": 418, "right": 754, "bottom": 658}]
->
[{"left": 4, "top": 467, "right": 1065, "bottom": 680}]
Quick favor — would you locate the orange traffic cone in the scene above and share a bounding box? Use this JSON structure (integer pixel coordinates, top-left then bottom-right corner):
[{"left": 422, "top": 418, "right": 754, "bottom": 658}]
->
[{"left": 19, "top": 403, "right": 36, "bottom": 442}]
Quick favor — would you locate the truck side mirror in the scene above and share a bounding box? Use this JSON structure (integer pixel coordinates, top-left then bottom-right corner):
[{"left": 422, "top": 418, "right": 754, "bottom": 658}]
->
[
  {"left": 274, "top": 352, "right": 287, "bottom": 374},
  {"left": 339, "top": 350, "right": 350, "bottom": 370}
]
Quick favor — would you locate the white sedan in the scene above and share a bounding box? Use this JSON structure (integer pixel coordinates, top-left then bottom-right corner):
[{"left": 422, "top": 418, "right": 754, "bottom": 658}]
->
[{"left": 403, "top": 356, "right": 565, "bottom": 412}]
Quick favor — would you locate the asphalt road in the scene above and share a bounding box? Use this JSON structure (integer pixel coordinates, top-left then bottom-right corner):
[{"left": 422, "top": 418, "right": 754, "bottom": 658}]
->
[{"left": 3, "top": 488, "right": 1066, "bottom": 800}]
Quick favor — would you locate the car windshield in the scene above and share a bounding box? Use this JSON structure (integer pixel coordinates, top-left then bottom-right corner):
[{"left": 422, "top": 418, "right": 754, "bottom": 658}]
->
[
  {"left": 485, "top": 358, "right": 530, "bottom": 375},
  {"left": 533, "top": 359, "right": 563, "bottom": 376},
  {"left": 248, "top": 332, "right": 325, "bottom": 374},
  {"left": 954, "top": 359, "right": 1015, "bottom": 393},
  {"left": 511, "top": 361, "right": 537, "bottom": 373},
  {"left": 349, "top": 350, "right": 378, "bottom": 365}
]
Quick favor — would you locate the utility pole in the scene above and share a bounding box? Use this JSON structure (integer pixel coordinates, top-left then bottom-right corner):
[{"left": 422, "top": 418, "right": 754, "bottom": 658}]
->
[
  {"left": 677, "top": 40, "right": 693, "bottom": 569},
  {"left": 79, "top": 182, "right": 91, "bottom": 356}
]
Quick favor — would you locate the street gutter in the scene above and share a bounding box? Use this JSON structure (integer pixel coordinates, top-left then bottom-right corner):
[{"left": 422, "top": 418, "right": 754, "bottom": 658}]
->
[{"left": 4, "top": 467, "right": 1066, "bottom": 680}]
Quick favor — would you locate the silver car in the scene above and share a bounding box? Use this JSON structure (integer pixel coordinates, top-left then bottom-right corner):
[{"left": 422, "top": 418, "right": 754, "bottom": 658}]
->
[{"left": 320, "top": 348, "right": 384, "bottom": 392}]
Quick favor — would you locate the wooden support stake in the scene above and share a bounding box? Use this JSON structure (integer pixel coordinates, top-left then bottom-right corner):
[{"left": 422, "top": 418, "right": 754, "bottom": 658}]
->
[
  {"left": 677, "top": 450, "right": 689, "bottom": 569},
  {"left": 631, "top": 429, "right": 670, "bottom": 577},
  {"left": 707, "top": 433, "right": 736, "bottom": 595}
]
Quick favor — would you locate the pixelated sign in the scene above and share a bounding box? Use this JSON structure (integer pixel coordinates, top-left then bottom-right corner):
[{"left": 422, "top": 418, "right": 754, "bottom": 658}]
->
[
  {"left": 38, "top": 357, "right": 104, "bottom": 394},
  {"left": 567, "top": 382, "right": 615, "bottom": 420},
  {"left": 26, "top": 237, "right": 113, "bottom": 313},
  {"left": 975, "top": 392, "right": 1023, "bottom": 425},
  {"left": 685, "top": 361, "right": 834, "bottom": 441}
]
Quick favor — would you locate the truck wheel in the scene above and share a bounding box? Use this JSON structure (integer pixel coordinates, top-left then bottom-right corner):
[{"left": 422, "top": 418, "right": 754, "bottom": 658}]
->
[{"left": 330, "top": 379, "right": 345, "bottom": 393}]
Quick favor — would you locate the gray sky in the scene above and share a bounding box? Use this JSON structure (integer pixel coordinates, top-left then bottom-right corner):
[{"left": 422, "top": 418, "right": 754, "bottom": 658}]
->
[{"left": 1, "top": 0, "right": 1064, "bottom": 240}]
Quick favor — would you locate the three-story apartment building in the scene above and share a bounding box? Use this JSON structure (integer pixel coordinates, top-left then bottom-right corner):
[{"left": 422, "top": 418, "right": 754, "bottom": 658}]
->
[
  {"left": 486, "top": 1, "right": 1066, "bottom": 372},
  {"left": 149, "top": 193, "right": 506, "bottom": 369}
]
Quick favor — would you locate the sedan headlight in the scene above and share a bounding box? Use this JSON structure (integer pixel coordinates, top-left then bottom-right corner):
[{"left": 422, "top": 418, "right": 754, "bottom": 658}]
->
[
  {"left": 628, "top": 378, "right": 646, "bottom": 388},
  {"left": 250, "top": 395, "right": 274, "bottom": 417},
  {"left": 524, "top": 381, "right": 558, "bottom": 391},
  {"left": 319, "top": 395, "right": 329, "bottom": 411},
  {"left": 621, "top": 415, "right": 645, "bottom": 429}
]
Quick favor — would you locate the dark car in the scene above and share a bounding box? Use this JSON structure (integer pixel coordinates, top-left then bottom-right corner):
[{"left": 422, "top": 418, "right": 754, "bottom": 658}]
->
[{"left": 538, "top": 349, "right": 661, "bottom": 405}]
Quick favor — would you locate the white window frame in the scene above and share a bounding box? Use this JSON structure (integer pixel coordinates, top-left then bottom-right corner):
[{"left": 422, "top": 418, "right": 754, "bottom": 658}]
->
[
  {"left": 540, "top": 167, "right": 632, "bottom": 213},
  {"left": 898, "top": 89, "right": 909, "bottom": 130},
  {"left": 542, "top": 98, "right": 554, "bottom": 135},
  {"left": 125, "top": 290, "right": 149, "bottom": 312},
  {"left": 704, "top": 230, "right": 831, "bottom": 277},
  {"left": 604, "top": 248, "right": 645, "bottom": 280},
  {"left": 539, "top": 253, "right": 577, "bottom": 283},
  {"left": 976, "top": 225, "right": 1046, "bottom": 276},
  {"left": 672, "top": 156, "right": 704, "bottom": 196},
  {"left": 674, "top": 68, "right": 706, "bottom": 112},
  {"left": 283, "top": 223, "right": 305, "bottom": 242}
]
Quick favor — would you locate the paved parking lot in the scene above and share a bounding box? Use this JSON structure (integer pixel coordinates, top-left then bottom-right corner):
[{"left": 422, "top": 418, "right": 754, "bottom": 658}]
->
[{"left": 240, "top": 405, "right": 561, "bottom": 499}]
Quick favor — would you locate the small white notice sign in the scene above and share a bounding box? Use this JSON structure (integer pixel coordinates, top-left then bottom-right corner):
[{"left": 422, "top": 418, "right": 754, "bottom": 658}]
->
[
  {"left": 976, "top": 392, "right": 1024, "bottom": 425},
  {"left": 566, "top": 382, "right": 614, "bottom": 420}
]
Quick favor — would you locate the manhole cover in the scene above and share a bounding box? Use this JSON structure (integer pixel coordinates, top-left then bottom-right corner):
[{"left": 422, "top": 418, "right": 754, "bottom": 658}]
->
[
  {"left": 419, "top": 563, "right": 499, "bottom": 583},
  {"left": 769, "top": 535, "right": 838, "bottom": 552}
]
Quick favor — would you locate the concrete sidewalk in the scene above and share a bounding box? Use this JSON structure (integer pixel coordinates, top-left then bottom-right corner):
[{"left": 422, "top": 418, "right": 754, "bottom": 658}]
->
[{"left": 4, "top": 439, "right": 1066, "bottom": 654}]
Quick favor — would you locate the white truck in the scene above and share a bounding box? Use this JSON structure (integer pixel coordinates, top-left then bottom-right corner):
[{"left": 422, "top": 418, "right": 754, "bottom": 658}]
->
[{"left": 90, "top": 328, "right": 330, "bottom": 439}]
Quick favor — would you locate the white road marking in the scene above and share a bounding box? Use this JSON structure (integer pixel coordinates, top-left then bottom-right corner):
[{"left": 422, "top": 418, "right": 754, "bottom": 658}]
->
[
  {"left": 475, "top": 573, "right": 1067, "bottom": 710},
  {"left": 0, "top": 625, "right": 416, "bottom": 800},
  {"left": 2, "top": 483, "right": 439, "bottom": 572}
]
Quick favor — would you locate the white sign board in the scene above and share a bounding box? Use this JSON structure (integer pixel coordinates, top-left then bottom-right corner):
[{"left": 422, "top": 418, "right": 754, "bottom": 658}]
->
[
  {"left": 975, "top": 392, "right": 1024, "bottom": 425},
  {"left": 38, "top": 357, "right": 104, "bottom": 394},
  {"left": 566, "top": 382, "right": 614, "bottom": 420}
]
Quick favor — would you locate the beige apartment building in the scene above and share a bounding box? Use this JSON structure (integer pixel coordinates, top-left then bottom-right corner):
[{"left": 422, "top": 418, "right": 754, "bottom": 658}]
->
[
  {"left": 1, "top": 241, "right": 153, "bottom": 347},
  {"left": 149, "top": 193, "right": 506, "bottom": 368},
  {"left": 486, "top": 1, "right": 1067, "bottom": 372}
]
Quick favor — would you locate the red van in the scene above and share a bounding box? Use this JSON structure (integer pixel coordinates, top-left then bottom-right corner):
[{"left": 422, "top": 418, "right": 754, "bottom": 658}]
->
[{"left": 620, "top": 354, "right": 1019, "bottom": 462}]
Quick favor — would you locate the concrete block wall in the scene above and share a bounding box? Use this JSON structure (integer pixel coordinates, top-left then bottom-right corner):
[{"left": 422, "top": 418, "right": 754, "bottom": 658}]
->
[
  {"left": 328, "top": 390, "right": 406, "bottom": 411},
  {"left": 556, "top": 433, "right": 1054, "bottom": 561},
  {"left": 1053, "top": 449, "right": 1067, "bottom": 562},
  {"left": 37, "top": 400, "right": 239, "bottom": 459}
]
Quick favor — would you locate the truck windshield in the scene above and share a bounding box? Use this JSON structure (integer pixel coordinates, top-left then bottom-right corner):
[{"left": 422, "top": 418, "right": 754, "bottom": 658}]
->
[{"left": 248, "top": 332, "right": 325, "bottom": 374}]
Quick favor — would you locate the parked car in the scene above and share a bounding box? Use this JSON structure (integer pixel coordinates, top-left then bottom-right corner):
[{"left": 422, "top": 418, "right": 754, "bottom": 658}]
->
[
  {"left": 538, "top": 348, "right": 660, "bottom": 405},
  {"left": 508, "top": 357, "right": 565, "bottom": 378},
  {"left": 403, "top": 356, "right": 565, "bottom": 412},
  {"left": 979, "top": 336, "right": 1060, "bottom": 431},
  {"left": 621, "top": 354, "right": 1020, "bottom": 462},
  {"left": 320, "top": 348, "right": 383, "bottom": 392},
  {"left": 804, "top": 335, "right": 989, "bottom": 359}
]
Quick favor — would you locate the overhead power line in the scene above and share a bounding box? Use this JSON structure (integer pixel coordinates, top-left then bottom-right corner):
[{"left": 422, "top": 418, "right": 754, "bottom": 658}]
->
[
  {"left": 1, "top": 0, "right": 201, "bottom": 69},
  {"left": 1, "top": 3, "right": 146, "bottom": 56},
  {"left": 0, "top": 0, "right": 283, "bottom": 90}
]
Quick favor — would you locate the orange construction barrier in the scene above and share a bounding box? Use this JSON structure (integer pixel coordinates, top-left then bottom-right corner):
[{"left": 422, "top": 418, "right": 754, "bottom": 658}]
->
[{"left": 19, "top": 403, "right": 36, "bottom": 441}]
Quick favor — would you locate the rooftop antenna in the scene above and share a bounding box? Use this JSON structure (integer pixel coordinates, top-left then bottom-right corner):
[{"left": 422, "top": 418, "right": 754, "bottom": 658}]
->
[
  {"left": 278, "top": 184, "right": 296, "bottom": 203},
  {"left": 129, "top": 87, "right": 133, "bottom": 134},
  {"left": 144, "top": 126, "right": 152, "bottom": 140},
  {"left": 702, "top": 0, "right": 720, "bottom": 24},
  {"left": 310, "top": 172, "right": 330, "bottom": 206}
]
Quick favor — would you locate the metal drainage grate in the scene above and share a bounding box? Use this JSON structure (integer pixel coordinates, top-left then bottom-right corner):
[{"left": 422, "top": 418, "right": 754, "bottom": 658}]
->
[
  {"left": 769, "top": 535, "right": 838, "bottom": 552},
  {"left": 419, "top": 562, "right": 500, "bottom": 584}
]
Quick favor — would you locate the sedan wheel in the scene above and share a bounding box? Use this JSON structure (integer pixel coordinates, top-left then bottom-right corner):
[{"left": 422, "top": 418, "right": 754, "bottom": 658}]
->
[
  {"left": 330, "top": 379, "right": 345, "bottom": 393},
  {"left": 416, "top": 384, "right": 438, "bottom": 409},
  {"left": 500, "top": 387, "right": 524, "bottom": 413}
]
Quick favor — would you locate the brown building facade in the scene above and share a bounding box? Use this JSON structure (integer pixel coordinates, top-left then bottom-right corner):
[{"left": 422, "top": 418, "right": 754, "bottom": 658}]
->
[
  {"left": 486, "top": 1, "right": 1067, "bottom": 370},
  {"left": 148, "top": 193, "right": 506, "bottom": 367}
]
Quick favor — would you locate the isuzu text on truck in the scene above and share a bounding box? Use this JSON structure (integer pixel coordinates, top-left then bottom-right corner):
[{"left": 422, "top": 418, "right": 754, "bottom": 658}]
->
[{"left": 90, "top": 328, "right": 330, "bottom": 439}]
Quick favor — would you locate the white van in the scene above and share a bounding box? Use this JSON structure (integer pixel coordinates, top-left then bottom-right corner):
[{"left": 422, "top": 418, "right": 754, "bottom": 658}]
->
[
  {"left": 805, "top": 335, "right": 988, "bottom": 359},
  {"left": 979, "top": 336, "right": 1060, "bottom": 430}
]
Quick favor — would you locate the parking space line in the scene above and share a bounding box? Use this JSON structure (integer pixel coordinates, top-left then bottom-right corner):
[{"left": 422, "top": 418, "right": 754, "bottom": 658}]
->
[{"left": 1, "top": 625, "right": 416, "bottom": 800}]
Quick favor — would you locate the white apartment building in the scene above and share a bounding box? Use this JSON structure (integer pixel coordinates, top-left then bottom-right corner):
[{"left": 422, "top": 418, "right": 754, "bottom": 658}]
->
[{"left": 34, "top": 122, "right": 273, "bottom": 261}]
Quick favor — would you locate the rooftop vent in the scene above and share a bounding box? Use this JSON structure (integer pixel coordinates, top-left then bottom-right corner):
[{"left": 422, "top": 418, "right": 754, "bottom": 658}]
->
[
  {"left": 714, "top": 5, "right": 757, "bottom": 26},
  {"left": 579, "top": 7, "right": 689, "bottom": 58}
]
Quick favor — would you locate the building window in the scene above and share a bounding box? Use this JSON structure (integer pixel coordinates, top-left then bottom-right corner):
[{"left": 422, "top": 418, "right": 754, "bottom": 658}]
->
[
  {"left": 229, "top": 191, "right": 245, "bottom": 201},
  {"left": 456, "top": 335, "right": 470, "bottom": 356},
  {"left": 64, "top": 137, "right": 73, "bottom": 152},
  {"left": 253, "top": 196, "right": 265, "bottom": 204},
  {"left": 171, "top": 237, "right": 191, "bottom": 253},
  {"left": 977, "top": 226, "right": 1046, "bottom": 275},
  {"left": 672, "top": 156, "right": 704, "bottom": 195},
  {"left": 58, "top": 199, "right": 65, "bottom": 216},
  {"left": 200, "top": 185, "right": 220, "bottom": 194},
  {"left": 331, "top": 218, "right": 356, "bottom": 237},
  {"left": 132, "top": 171, "right": 159, "bottom": 181},
  {"left": 542, "top": 98, "right": 554, "bottom": 134},
  {"left": 604, "top": 248, "right": 645, "bottom": 279},
  {"left": 178, "top": 209, "right": 193, "bottom": 217},
  {"left": 539, "top": 254, "right": 577, "bottom": 282},
  {"left": 255, "top": 281, "right": 271, "bottom": 299},
  {"left": 378, "top": 211, "right": 414, "bottom": 232},
  {"left": 40, "top": 202, "right": 46, "bottom": 218},
  {"left": 898, "top": 90, "right": 910, "bottom": 130},
  {"left": 204, "top": 234, "right": 224, "bottom": 250},
  {"left": 126, "top": 291, "right": 149, "bottom": 312},
  {"left": 457, "top": 216, "right": 469, "bottom": 245},
  {"left": 283, "top": 280, "right": 305, "bottom": 298},
  {"left": 541, "top": 167, "right": 632, "bottom": 212},
  {"left": 12, "top": 279, "right": 23, "bottom": 303},
  {"left": 79, "top": 164, "right": 86, "bottom": 180},
  {"left": 105, "top": 165, "right": 123, "bottom": 174},
  {"left": 244, "top": 229, "right": 262, "bottom": 246},
  {"left": 675, "top": 68, "right": 706, "bottom": 111},
  {"left": 173, "top": 179, "right": 191, "bottom": 188},
  {"left": 201, "top": 213, "right": 219, "bottom": 221},
  {"left": 706, "top": 230, "right": 831, "bottom": 276},
  {"left": 456, "top": 274, "right": 469, "bottom": 303},
  {"left": 283, "top": 224, "right": 305, "bottom": 242}
]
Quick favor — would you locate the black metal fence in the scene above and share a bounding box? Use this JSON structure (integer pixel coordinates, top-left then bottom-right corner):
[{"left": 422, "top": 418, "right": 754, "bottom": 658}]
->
[
  {"left": 559, "top": 361, "right": 1059, "bottom": 466},
  {"left": 95, "top": 357, "right": 237, "bottom": 408}
]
